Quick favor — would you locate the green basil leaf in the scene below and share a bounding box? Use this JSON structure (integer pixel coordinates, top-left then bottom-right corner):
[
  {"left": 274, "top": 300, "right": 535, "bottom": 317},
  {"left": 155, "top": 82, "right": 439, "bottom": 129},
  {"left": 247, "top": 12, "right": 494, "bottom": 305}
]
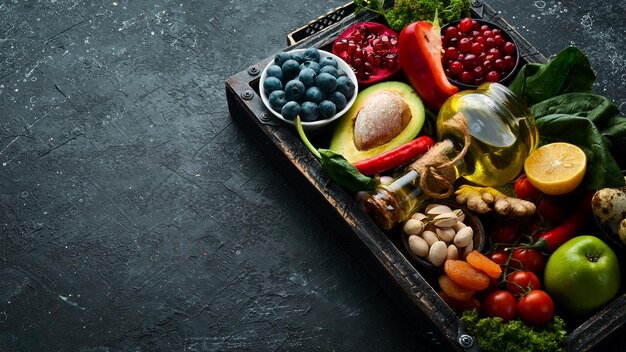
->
[
  {"left": 536, "top": 114, "right": 624, "bottom": 189},
  {"left": 319, "top": 149, "right": 377, "bottom": 193}
]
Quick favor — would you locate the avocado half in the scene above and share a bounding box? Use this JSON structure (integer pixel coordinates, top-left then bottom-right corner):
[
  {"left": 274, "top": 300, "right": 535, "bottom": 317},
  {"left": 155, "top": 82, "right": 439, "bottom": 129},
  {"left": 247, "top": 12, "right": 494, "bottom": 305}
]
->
[{"left": 329, "top": 81, "right": 426, "bottom": 163}]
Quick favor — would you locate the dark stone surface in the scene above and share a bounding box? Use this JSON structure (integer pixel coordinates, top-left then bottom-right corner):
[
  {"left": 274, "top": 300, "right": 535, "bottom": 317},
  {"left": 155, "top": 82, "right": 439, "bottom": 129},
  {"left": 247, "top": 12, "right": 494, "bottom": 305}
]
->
[{"left": 0, "top": 1, "right": 624, "bottom": 351}]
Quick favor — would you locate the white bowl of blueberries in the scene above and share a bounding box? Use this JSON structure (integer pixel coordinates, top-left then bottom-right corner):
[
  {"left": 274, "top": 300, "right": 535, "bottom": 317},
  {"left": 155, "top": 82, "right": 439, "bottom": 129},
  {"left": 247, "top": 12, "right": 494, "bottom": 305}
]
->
[{"left": 259, "top": 48, "right": 358, "bottom": 131}]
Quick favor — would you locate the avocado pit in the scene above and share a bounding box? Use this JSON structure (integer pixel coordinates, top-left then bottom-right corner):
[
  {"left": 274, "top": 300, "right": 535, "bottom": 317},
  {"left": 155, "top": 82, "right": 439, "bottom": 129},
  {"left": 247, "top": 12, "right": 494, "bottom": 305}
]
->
[{"left": 353, "top": 91, "right": 411, "bottom": 151}]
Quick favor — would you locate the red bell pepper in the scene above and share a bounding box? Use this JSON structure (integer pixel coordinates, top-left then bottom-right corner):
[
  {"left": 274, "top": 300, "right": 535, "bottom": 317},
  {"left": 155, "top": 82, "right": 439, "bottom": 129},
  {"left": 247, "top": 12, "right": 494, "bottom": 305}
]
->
[{"left": 398, "top": 19, "right": 458, "bottom": 110}]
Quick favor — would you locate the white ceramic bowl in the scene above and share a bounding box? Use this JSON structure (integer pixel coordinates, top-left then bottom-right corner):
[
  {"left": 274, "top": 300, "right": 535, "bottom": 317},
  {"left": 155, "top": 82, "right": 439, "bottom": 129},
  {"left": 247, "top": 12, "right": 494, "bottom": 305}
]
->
[{"left": 259, "top": 48, "right": 358, "bottom": 132}]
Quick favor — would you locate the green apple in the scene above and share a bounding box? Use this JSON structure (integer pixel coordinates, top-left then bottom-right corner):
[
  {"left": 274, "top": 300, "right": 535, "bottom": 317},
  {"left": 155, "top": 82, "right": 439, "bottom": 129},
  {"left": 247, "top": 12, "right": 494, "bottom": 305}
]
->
[{"left": 544, "top": 235, "right": 621, "bottom": 316}]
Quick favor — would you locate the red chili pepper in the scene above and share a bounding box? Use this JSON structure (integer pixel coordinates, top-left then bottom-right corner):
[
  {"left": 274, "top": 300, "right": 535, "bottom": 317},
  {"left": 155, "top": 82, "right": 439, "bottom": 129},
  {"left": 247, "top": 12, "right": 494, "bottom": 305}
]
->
[
  {"left": 398, "top": 19, "right": 458, "bottom": 110},
  {"left": 533, "top": 191, "right": 594, "bottom": 253},
  {"left": 353, "top": 135, "right": 435, "bottom": 175}
]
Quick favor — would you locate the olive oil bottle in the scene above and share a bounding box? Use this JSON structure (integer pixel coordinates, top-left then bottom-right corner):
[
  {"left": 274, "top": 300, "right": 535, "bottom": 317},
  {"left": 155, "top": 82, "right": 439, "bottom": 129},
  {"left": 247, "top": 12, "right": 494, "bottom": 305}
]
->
[{"left": 363, "top": 83, "right": 539, "bottom": 230}]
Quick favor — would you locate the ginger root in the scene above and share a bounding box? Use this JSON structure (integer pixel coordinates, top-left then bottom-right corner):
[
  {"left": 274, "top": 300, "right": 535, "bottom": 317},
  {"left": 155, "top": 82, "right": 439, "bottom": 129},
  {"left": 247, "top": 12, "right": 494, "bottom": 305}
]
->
[{"left": 455, "top": 185, "right": 536, "bottom": 216}]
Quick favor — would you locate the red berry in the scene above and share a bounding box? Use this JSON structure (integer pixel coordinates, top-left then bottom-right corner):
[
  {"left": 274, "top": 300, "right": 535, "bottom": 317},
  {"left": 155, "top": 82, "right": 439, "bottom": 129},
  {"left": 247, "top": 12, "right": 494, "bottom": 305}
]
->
[
  {"left": 458, "top": 38, "right": 471, "bottom": 53},
  {"left": 486, "top": 70, "right": 499, "bottom": 82},
  {"left": 445, "top": 47, "right": 459, "bottom": 60},
  {"left": 445, "top": 26, "right": 459, "bottom": 39},
  {"left": 504, "top": 42, "right": 517, "bottom": 55},
  {"left": 450, "top": 61, "right": 463, "bottom": 75},
  {"left": 470, "top": 42, "right": 483, "bottom": 55},
  {"left": 460, "top": 71, "right": 473, "bottom": 84},
  {"left": 473, "top": 65, "right": 484, "bottom": 78},
  {"left": 459, "top": 18, "right": 473, "bottom": 33}
]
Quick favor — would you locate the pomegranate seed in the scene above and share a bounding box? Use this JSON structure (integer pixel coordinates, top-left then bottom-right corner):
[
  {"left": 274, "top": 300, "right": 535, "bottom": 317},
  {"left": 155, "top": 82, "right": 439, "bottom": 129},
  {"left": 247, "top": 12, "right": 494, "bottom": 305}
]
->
[
  {"left": 363, "top": 62, "right": 373, "bottom": 73},
  {"left": 390, "top": 36, "right": 398, "bottom": 46},
  {"left": 353, "top": 30, "right": 363, "bottom": 42},
  {"left": 374, "top": 55, "right": 382, "bottom": 66},
  {"left": 367, "top": 53, "right": 375, "bottom": 65},
  {"left": 352, "top": 57, "right": 362, "bottom": 68}
]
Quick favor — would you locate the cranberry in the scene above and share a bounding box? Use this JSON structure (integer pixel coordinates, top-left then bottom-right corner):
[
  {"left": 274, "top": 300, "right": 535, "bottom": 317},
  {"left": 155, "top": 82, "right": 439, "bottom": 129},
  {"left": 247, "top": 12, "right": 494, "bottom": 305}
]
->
[
  {"left": 458, "top": 38, "right": 471, "bottom": 53},
  {"left": 470, "top": 42, "right": 483, "bottom": 55},
  {"left": 503, "top": 55, "right": 516, "bottom": 70},
  {"left": 450, "top": 61, "right": 463, "bottom": 75},
  {"left": 485, "top": 37, "right": 496, "bottom": 48},
  {"left": 480, "top": 25, "right": 490, "bottom": 33},
  {"left": 473, "top": 65, "right": 484, "bottom": 78},
  {"left": 494, "top": 58, "right": 504, "bottom": 71},
  {"left": 460, "top": 71, "right": 473, "bottom": 84},
  {"left": 445, "top": 26, "right": 460, "bottom": 39},
  {"left": 483, "top": 59, "right": 494, "bottom": 71},
  {"left": 494, "top": 34, "right": 505, "bottom": 46},
  {"left": 486, "top": 70, "right": 499, "bottom": 82},
  {"left": 504, "top": 42, "right": 517, "bottom": 55},
  {"left": 488, "top": 47, "right": 501, "bottom": 59},
  {"left": 483, "top": 30, "right": 493, "bottom": 38},
  {"left": 463, "top": 54, "right": 477, "bottom": 69},
  {"left": 445, "top": 47, "right": 460, "bottom": 60},
  {"left": 459, "top": 18, "right": 473, "bottom": 33}
]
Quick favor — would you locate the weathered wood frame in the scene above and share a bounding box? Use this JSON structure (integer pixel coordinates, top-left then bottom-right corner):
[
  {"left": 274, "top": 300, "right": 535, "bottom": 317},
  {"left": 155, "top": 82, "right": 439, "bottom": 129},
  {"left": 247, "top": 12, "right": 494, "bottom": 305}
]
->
[{"left": 226, "top": 2, "right": 626, "bottom": 350}]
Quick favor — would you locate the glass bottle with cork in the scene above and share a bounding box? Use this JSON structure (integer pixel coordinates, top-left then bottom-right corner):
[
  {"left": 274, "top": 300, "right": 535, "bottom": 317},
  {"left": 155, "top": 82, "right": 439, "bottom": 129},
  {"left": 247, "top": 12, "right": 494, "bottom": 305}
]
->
[{"left": 362, "top": 83, "right": 539, "bottom": 230}]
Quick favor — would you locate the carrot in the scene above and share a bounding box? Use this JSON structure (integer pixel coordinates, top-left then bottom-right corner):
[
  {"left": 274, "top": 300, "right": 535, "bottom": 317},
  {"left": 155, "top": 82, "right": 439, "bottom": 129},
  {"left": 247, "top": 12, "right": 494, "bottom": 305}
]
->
[{"left": 352, "top": 135, "right": 435, "bottom": 175}]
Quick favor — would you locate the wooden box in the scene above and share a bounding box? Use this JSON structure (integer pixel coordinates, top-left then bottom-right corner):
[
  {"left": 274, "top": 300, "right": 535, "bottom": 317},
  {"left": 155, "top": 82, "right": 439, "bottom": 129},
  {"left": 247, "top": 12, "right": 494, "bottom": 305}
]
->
[{"left": 225, "top": 2, "right": 626, "bottom": 350}]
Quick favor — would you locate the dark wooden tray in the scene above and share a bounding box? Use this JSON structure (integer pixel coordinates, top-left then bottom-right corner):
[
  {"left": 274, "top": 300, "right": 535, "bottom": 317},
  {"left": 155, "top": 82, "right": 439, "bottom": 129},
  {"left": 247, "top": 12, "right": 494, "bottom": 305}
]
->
[{"left": 225, "top": 2, "right": 626, "bottom": 351}]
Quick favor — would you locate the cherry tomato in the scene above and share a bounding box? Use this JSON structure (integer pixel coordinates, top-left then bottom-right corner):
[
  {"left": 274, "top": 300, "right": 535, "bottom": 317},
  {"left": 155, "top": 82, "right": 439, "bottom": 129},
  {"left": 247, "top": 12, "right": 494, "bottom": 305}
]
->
[
  {"left": 487, "top": 249, "right": 509, "bottom": 268},
  {"left": 518, "top": 290, "right": 554, "bottom": 325},
  {"left": 515, "top": 175, "right": 542, "bottom": 202},
  {"left": 537, "top": 196, "right": 567, "bottom": 225},
  {"left": 510, "top": 248, "right": 546, "bottom": 276},
  {"left": 491, "top": 224, "right": 521, "bottom": 245},
  {"left": 506, "top": 271, "right": 541, "bottom": 296},
  {"left": 483, "top": 290, "right": 518, "bottom": 322}
]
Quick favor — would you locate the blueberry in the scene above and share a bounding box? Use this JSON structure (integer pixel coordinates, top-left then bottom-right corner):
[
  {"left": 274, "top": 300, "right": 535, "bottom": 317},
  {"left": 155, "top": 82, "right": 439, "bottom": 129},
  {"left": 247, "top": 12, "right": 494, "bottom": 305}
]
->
[
  {"left": 281, "top": 101, "right": 301, "bottom": 120},
  {"left": 303, "top": 48, "right": 321, "bottom": 62},
  {"left": 291, "top": 53, "right": 304, "bottom": 64},
  {"left": 336, "top": 76, "right": 356, "bottom": 99},
  {"left": 268, "top": 90, "right": 288, "bottom": 112},
  {"left": 318, "top": 100, "right": 337, "bottom": 119},
  {"left": 274, "top": 51, "right": 291, "bottom": 66},
  {"left": 319, "top": 56, "right": 338, "bottom": 68},
  {"left": 319, "top": 65, "right": 339, "bottom": 78},
  {"left": 281, "top": 59, "right": 300, "bottom": 80},
  {"left": 336, "top": 68, "right": 347, "bottom": 77},
  {"left": 266, "top": 64, "right": 283, "bottom": 81},
  {"left": 327, "top": 91, "right": 347, "bottom": 111},
  {"left": 300, "top": 101, "right": 319, "bottom": 122},
  {"left": 284, "top": 79, "right": 306, "bottom": 101},
  {"left": 304, "top": 86, "right": 326, "bottom": 104},
  {"left": 300, "top": 61, "right": 321, "bottom": 74},
  {"left": 316, "top": 72, "right": 338, "bottom": 93},
  {"left": 263, "top": 77, "right": 282, "bottom": 95},
  {"left": 298, "top": 68, "right": 317, "bottom": 88}
]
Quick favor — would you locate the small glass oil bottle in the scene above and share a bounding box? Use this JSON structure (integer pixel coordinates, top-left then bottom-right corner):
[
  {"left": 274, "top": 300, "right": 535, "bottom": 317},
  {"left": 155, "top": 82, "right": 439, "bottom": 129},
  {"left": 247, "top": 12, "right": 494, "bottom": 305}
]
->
[{"left": 363, "top": 83, "right": 539, "bottom": 230}]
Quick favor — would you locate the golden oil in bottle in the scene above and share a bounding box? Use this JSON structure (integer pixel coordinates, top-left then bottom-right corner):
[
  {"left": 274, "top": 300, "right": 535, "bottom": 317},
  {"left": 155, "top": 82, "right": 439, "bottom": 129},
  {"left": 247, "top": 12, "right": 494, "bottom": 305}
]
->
[
  {"left": 363, "top": 83, "right": 539, "bottom": 230},
  {"left": 438, "top": 82, "right": 539, "bottom": 186}
]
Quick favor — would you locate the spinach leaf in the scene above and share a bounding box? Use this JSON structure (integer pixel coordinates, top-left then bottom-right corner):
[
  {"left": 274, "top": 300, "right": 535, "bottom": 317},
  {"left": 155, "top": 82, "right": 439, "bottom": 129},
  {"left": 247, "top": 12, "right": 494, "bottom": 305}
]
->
[
  {"left": 510, "top": 47, "right": 596, "bottom": 106},
  {"left": 536, "top": 114, "right": 624, "bottom": 189},
  {"left": 530, "top": 93, "right": 620, "bottom": 126}
]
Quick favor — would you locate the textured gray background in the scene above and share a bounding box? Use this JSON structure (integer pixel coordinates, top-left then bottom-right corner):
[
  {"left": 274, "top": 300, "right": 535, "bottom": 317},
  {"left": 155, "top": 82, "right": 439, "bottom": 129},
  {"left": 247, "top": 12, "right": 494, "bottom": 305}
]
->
[{"left": 1, "top": 0, "right": 624, "bottom": 350}]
